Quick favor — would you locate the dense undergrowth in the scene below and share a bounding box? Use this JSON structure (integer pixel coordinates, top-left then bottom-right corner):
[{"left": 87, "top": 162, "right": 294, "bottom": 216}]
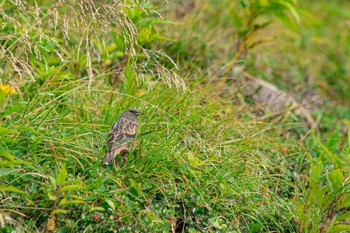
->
[{"left": 1, "top": 0, "right": 350, "bottom": 232}]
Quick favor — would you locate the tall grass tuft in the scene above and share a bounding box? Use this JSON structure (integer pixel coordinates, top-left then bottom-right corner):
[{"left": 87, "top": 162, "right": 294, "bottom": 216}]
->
[
  {"left": 0, "top": 0, "right": 186, "bottom": 92},
  {"left": 1, "top": 73, "right": 297, "bottom": 231}
]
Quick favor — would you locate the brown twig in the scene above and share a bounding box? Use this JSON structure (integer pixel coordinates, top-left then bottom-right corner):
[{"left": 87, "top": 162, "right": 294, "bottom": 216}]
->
[{"left": 224, "top": 14, "right": 258, "bottom": 75}]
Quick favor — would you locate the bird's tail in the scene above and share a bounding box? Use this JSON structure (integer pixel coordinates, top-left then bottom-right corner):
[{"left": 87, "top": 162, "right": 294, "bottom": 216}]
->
[{"left": 103, "top": 151, "right": 115, "bottom": 165}]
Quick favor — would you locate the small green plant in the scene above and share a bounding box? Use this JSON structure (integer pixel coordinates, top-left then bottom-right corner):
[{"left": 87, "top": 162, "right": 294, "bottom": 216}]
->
[
  {"left": 0, "top": 84, "right": 27, "bottom": 194},
  {"left": 45, "top": 163, "right": 84, "bottom": 231},
  {"left": 0, "top": 84, "right": 30, "bottom": 232},
  {"left": 296, "top": 131, "right": 350, "bottom": 232},
  {"left": 225, "top": 0, "right": 301, "bottom": 72}
]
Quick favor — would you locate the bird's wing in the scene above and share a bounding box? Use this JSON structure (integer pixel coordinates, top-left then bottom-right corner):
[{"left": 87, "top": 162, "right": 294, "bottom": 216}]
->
[
  {"left": 107, "top": 117, "right": 138, "bottom": 149},
  {"left": 103, "top": 117, "right": 138, "bottom": 165}
]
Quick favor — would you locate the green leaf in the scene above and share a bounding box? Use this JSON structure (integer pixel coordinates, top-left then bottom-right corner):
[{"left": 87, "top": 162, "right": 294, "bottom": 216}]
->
[
  {"left": 336, "top": 213, "right": 350, "bottom": 221},
  {"left": 337, "top": 194, "right": 350, "bottom": 208},
  {"left": 49, "top": 176, "right": 57, "bottom": 189},
  {"left": 57, "top": 164, "right": 68, "bottom": 186},
  {"left": 306, "top": 177, "right": 319, "bottom": 190},
  {"left": 0, "top": 103, "right": 25, "bottom": 117},
  {"left": 188, "top": 153, "right": 200, "bottom": 167},
  {"left": 129, "top": 179, "right": 142, "bottom": 197},
  {"left": 60, "top": 184, "right": 83, "bottom": 193},
  {"left": 281, "top": 2, "right": 300, "bottom": 23},
  {"left": 327, "top": 127, "right": 341, "bottom": 152},
  {"left": 15, "top": 126, "right": 41, "bottom": 135},
  {"left": 48, "top": 192, "right": 57, "bottom": 201},
  {"left": 0, "top": 160, "right": 31, "bottom": 166},
  {"left": 129, "top": 186, "right": 139, "bottom": 197},
  {"left": 89, "top": 206, "right": 105, "bottom": 212},
  {"left": 275, "top": 12, "right": 297, "bottom": 31},
  {"left": 310, "top": 162, "right": 323, "bottom": 181},
  {"left": 328, "top": 224, "right": 350, "bottom": 233},
  {"left": 0, "top": 149, "right": 14, "bottom": 161},
  {"left": 65, "top": 194, "right": 83, "bottom": 200},
  {"left": 0, "top": 185, "right": 25, "bottom": 194},
  {"left": 59, "top": 198, "right": 84, "bottom": 206},
  {"left": 318, "top": 140, "right": 342, "bottom": 167},
  {"left": 0, "top": 168, "right": 19, "bottom": 177},
  {"left": 0, "top": 138, "right": 17, "bottom": 143},
  {"left": 329, "top": 168, "right": 343, "bottom": 191},
  {"left": 51, "top": 209, "right": 69, "bottom": 215},
  {"left": 105, "top": 199, "right": 116, "bottom": 211},
  {"left": 0, "top": 126, "right": 15, "bottom": 137},
  {"left": 0, "top": 149, "right": 31, "bottom": 166}
]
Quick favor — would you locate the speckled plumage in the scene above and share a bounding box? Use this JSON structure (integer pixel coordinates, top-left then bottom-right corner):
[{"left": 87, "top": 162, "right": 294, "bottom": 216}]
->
[{"left": 103, "top": 109, "right": 141, "bottom": 165}]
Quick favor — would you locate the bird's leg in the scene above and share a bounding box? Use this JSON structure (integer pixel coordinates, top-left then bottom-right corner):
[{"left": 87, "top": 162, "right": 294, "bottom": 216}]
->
[
  {"left": 124, "top": 153, "right": 128, "bottom": 164},
  {"left": 113, "top": 159, "right": 117, "bottom": 171}
]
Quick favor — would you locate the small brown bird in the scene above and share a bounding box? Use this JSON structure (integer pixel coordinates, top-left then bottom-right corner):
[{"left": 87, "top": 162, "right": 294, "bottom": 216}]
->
[{"left": 103, "top": 108, "right": 142, "bottom": 165}]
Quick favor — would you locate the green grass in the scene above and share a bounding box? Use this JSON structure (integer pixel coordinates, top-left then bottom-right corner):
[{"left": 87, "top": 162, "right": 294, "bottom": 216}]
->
[
  {"left": 1, "top": 77, "right": 299, "bottom": 232},
  {"left": 1, "top": 0, "right": 350, "bottom": 232}
]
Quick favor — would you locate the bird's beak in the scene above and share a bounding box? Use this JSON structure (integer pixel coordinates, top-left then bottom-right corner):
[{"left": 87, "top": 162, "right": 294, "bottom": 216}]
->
[{"left": 136, "top": 111, "right": 143, "bottom": 116}]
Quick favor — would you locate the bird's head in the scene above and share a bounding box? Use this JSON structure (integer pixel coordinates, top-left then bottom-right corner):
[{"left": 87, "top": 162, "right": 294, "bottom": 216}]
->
[
  {"left": 121, "top": 108, "right": 142, "bottom": 121},
  {"left": 128, "top": 108, "right": 142, "bottom": 116}
]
